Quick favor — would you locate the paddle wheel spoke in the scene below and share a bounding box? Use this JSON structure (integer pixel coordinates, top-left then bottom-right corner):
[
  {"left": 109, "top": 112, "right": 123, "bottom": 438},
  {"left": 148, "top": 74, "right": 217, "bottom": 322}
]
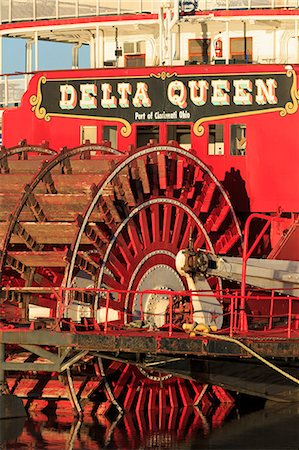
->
[
  {"left": 139, "top": 209, "right": 152, "bottom": 250},
  {"left": 127, "top": 222, "right": 143, "bottom": 255},
  {"left": 150, "top": 203, "right": 161, "bottom": 243},
  {"left": 162, "top": 203, "right": 173, "bottom": 243},
  {"left": 178, "top": 217, "right": 193, "bottom": 250},
  {"left": 115, "top": 235, "right": 134, "bottom": 268},
  {"left": 157, "top": 152, "right": 167, "bottom": 190},
  {"left": 170, "top": 211, "right": 184, "bottom": 248}
]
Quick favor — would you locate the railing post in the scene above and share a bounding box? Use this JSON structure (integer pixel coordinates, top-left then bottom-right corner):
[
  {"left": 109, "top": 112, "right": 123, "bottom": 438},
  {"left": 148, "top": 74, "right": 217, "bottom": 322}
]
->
[
  {"left": 269, "top": 290, "right": 274, "bottom": 330},
  {"left": 140, "top": 292, "right": 144, "bottom": 322},
  {"left": 4, "top": 74, "right": 8, "bottom": 107},
  {"left": 288, "top": 297, "right": 292, "bottom": 338},
  {"left": 57, "top": 286, "right": 63, "bottom": 319},
  {"left": 233, "top": 292, "right": 238, "bottom": 332},
  {"left": 230, "top": 295, "right": 234, "bottom": 337},
  {"left": 56, "top": 0, "right": 59, "bottom": 19},
  {"left": 33, "top": 0, "right": 36, "bottom": 20},
  {"left": 9, "top": 0, "right": 12, "bottom": 22},
  {"left": 169, "top": 293, "right": 173, "bottom": 337}
]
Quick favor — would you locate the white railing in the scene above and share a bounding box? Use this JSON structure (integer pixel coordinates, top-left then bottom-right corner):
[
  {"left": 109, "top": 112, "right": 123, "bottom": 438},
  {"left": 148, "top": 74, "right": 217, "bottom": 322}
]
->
[
  {"left": 0, "top": 0, "right": 161, "bottom": 23},
  {"left": 0, "top": 74, "right": 31, "bottom": 108},
  {"left": 197, "top": 0, "right": 299, "bottom": 9},
  {"left": 0, "top": 0, "right": 298, "bottom": 23}
]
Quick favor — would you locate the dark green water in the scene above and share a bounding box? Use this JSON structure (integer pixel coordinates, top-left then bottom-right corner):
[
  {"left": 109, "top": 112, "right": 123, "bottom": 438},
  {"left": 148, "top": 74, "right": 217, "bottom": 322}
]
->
[{"left": 2, "top": 401, "right": 299, "bottom": 449}]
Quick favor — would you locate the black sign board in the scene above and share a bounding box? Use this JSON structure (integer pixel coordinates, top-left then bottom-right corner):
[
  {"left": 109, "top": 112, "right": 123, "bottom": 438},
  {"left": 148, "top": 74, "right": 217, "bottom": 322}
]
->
[{"left": 30, "top": 69, "right": 298, "bottom": 137}]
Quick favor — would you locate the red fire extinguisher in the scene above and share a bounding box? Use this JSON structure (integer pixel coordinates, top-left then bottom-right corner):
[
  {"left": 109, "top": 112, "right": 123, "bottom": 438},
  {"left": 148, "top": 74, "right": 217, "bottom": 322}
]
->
[{"left": 214, "top": 37, "right": 223, "bottom": 58}]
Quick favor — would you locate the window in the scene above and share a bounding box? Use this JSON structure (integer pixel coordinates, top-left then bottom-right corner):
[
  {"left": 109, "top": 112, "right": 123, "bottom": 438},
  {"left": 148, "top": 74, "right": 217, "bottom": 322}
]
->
[
  {"left": 167, "top": 125, "right": 191, "bottom": 150},
  {"left": 137, "top": 126, "right": 159, "bottom": 148},
  {"left": 230, "top": 37, "right": 252, "bottom": 63},
  {"left": 230, "top": 124, "right": 246, "bottom": 156},
  {"left": 124, "top": 54, "right": 146, "bottom": 67},
  {"left": 81, "top": 126, "right": 97, "bottom": 144},
  {"left": 188, "top": 39, "right": 211, "bottom": 64},
  {"left": 103, "top": 126, "right": 117, "bottom": 149},
  {"left": 208, "top": 124, "right": 224, "bottom": 155}
]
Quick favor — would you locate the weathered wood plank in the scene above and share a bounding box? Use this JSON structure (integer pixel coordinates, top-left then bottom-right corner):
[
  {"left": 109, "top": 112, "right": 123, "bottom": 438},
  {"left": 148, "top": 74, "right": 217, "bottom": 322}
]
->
[{"left": 8, "top": 251, "right": 67, "bottom": 267}]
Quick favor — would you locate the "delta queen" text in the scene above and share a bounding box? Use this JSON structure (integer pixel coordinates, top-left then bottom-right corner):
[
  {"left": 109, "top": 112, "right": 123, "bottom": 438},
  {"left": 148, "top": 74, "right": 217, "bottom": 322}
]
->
[{"left": 59, "top": 78, "right": 278, "bottom": 110}]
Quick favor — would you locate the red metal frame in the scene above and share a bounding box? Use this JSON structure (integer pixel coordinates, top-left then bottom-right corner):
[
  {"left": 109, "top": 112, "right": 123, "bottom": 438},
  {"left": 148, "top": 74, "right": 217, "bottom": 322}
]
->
[
  {"left": 3, "top": 285, "right": 298, "bottom": 338},
  {"left": 240, "top": 213, "right": 282, "bottom": 332}
]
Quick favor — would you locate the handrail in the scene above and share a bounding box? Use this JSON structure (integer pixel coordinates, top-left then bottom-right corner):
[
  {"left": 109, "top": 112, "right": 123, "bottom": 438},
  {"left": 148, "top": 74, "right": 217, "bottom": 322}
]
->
[
  {"left": 2, "top": 285, "right": 299, "bottom": 338},
  {"left": 0, "top": 0, "right": 298, "bottom": 25},
  {"left": 240, "top": 213, "right": 282, "bottom": 332}
]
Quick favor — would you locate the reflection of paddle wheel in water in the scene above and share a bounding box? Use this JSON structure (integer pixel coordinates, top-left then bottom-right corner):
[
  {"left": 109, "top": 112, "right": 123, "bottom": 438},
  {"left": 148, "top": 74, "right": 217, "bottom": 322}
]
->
[
  {"left": 1, "top": 142, "right": 239, "bottom": 414},
  {"left": 5, "top": 405, "right": 235, "bottom": 450}
]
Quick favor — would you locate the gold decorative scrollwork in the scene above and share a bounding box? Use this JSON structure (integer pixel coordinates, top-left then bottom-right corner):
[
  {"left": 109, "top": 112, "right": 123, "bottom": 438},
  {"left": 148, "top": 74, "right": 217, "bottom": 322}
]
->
[
  {"left": 50, "top": 113, "right": 132, "bottom": 137},
  {"left": 150, "top": 71, "right": 177, "bottom": 80},
  {"left": 116, "top": 119, "right": 132, "bottom": 137},
  {"left": 29, "top": 76, "right": 51, "bottom": 122},
  {"left": 280, "top": 70, "right": 299, "bottom": 117}
]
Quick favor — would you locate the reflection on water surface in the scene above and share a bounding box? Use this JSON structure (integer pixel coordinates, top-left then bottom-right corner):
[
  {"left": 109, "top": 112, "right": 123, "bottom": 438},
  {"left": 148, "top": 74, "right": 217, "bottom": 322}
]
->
[{"left": 2, "top": 400, "right": 299, "bottom": 449}]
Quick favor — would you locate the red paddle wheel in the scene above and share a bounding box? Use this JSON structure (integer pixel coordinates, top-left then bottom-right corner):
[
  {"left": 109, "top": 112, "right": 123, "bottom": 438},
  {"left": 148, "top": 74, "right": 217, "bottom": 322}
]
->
[
  {"left": 0, "top": 142, "right": 240, "bottom": 413},
  {"left": 66, "top": 144, "right": 242, "bottom": 323}
]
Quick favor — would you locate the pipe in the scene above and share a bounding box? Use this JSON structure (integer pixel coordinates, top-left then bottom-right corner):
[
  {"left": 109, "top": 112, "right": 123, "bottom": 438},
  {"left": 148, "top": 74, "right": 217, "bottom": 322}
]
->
[
  {"left": 72, "top": 41, "right": 82, "bottom": 69},
  {"left": 225, "top": 21, "right": 229, "bottom": 64},
  {"left": 243, "top": 21, "right": 247, "bottom": 62},
  {"left": 96, "top": 27, "right": 104, "bottom": 68},
  {"left": 34, "top": 31, "right": 38, "bottom": 71},
  {"left": 159, "top": 6, "right": 164, "bottom": 64},
  {"left": 0, "top": 35, "right": 2, "bottom": 75}
]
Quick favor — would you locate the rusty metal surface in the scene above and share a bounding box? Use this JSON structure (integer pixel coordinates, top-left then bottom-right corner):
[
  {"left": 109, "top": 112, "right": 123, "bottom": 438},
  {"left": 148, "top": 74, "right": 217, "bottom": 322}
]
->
[{"left": 1, "top": 329, "right": 299, "bottom": 360}]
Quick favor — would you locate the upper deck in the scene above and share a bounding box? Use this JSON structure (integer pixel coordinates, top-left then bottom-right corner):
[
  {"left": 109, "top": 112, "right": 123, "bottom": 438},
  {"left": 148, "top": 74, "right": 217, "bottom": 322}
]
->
[
  {"left": 1, "top": 0, "right": 299, "bottom": 109},
  {"left": 0, "top": 0, "right": 298, "bottom": 23}
]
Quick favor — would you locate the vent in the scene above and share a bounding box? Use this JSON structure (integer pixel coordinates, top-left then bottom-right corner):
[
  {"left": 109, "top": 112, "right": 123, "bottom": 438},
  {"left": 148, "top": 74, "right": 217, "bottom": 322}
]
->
[{"left": 123, "top": 41, "right": 145, "bottom": 54}]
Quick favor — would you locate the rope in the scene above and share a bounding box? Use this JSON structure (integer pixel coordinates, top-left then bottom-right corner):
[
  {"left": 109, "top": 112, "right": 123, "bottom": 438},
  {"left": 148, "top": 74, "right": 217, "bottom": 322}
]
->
[{"left": 200, "top": 332, "right": 299, "bottom": 386}]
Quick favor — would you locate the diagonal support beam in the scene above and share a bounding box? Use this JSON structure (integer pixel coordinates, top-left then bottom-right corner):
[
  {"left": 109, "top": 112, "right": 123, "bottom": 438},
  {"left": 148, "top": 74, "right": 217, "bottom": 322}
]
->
[
  {"left": 60, "top": 147, "right": 72, "bottom": 174},
  {"left": 3, "top": 362, "right": 60, "bottom": 372},
  {"left": 74, "top": 253, "right": 99, "bottom": 278},
  {"left": 5, "top": 254, "right": 30, "bottom": 279},
  {"left": 58, "top": 347, "right": 72, "bottom": 364},
  {"left": 24, "top": 186, "right": 47, "bottom": 222},
  {"left": 60, "top": 350, "right": 89, "bottom": 372},
  {"left": 13, "top": 222, "right": 40, "bottom": 251},
  {"left": 41, "top": 161, "right": 58, "bottom": 194},
  {"left": 76, "top": 215, "right": 107, "bottom": 254},
  {"left": 20, "top": 344, "right": 59, "bottom": 364},
  {"left": 0, "top": 151, "right": 9, "bottom": 173},
  {"left": 65, "top": 367, "right": 83, "bottom": 416}
]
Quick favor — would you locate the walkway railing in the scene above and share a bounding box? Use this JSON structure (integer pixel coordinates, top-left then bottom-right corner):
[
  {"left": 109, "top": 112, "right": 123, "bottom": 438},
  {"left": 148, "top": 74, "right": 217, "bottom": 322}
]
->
[
  {"left": 3, "top": 285, "right": 299, "bottom": 338},
  {"left": 0, "top": 73, "right": 30, "bottom": 108},
  {"left": 0, "top": 0, "right": 298, "bottom": 24},
  {"left": 197, "top": 0, "right": 299, "bottom": 9},
  {"left": 0, "top": 0, "right": 160, "bottom": 23}
]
